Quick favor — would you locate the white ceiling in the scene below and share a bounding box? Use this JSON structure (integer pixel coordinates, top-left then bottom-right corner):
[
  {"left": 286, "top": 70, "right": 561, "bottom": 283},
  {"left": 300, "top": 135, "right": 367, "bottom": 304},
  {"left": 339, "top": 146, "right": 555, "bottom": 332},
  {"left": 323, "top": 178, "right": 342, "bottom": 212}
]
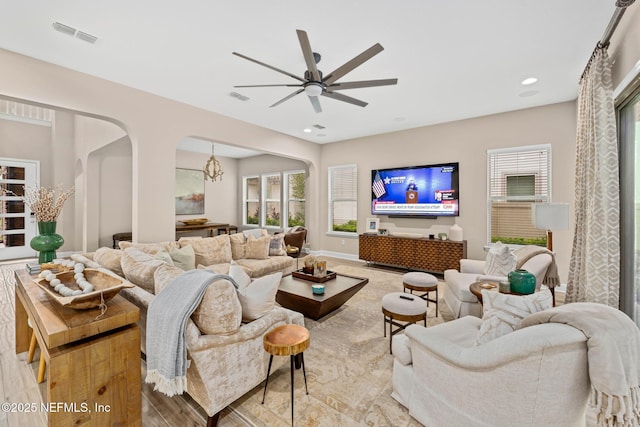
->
[{"left": 0, "top": 1, "right": 616, "bottom": 157}]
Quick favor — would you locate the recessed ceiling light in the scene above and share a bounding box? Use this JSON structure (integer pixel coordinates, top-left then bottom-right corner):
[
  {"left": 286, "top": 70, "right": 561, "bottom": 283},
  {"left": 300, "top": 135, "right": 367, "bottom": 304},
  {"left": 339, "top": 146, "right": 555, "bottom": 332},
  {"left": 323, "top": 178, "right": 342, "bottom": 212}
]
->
[
  {"left": 521, "top": 77, "right": 538, "bottom": 85},
  {"left": 303, "top": 128, "right": 312, "bottom": 133}
]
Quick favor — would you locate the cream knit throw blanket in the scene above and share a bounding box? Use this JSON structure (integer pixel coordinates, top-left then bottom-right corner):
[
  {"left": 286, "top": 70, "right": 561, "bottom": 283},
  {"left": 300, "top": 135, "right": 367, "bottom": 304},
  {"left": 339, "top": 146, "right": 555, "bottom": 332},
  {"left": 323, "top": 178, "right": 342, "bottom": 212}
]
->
[
  {"left": 519, "top": 303, "right": 640, "bottom": 427},
  {"left": 514, "top": 245, "right": 561, "bottom": 288},
  {"left": 145, "top": 270, "right": 236, "bottom": 397}
]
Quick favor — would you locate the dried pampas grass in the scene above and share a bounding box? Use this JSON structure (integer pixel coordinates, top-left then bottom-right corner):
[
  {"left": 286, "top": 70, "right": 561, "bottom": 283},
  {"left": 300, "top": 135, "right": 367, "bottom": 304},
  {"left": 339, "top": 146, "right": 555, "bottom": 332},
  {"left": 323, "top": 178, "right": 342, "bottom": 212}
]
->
[{"left": 12, "top": 185, "right": 75, "bottom": 222}]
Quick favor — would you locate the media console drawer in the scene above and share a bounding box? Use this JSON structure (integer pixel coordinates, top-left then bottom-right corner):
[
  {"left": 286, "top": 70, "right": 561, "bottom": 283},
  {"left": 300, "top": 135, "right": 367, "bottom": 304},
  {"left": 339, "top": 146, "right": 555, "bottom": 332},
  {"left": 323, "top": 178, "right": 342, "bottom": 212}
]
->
[{"left": 358, "top": 234, "right": 466, "bottom": 274}]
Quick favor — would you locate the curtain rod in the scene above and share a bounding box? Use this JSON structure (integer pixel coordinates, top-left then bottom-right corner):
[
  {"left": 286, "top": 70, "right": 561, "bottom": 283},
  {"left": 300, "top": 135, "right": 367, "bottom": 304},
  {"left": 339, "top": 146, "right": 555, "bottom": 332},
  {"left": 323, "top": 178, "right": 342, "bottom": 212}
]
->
[{"left": 580, "top": 0, "right": 636, "bottom": 80}]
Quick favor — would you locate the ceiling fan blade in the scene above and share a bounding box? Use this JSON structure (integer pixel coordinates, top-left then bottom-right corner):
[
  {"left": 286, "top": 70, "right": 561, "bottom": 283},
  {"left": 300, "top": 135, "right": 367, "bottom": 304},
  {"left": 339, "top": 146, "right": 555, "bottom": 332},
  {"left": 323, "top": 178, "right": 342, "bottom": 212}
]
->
[
  {"left": 327, "top": 78, "right": 398, "bottom": 90},
  {"left": 233, "top": 52, "right": 306, "bottom": 83},
  {"left": 296, "top": 30, "right": 321, "bottom": 82},
  {"left": 309, "top": 96, "right": 322, "bottom": 113},
  {"left": 322, "top": 43, "right": 384, "bottom": 85},
  {"left": 234, "top": 84, "right": 302, "bottom": 88},
  {"left": 270, "top": 89, "right": 304, "bottom": 108},
  {"left": 321, "top": 90, "right": 368, "bottom": 107}
]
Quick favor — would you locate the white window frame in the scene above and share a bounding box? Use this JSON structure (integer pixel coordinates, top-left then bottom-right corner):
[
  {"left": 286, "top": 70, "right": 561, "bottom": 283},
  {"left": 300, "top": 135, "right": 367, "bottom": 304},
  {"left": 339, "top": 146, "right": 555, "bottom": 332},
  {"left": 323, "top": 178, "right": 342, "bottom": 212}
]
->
[
  {"left": 242, "top": 175, "right": 260, "bottom": 227},
  {"left": 283, "top": 170, "right": 305, "bottom": 229},
  {"left": 261, "top": 173, "right": 282, "bottom": 229},
  {"left": 328, "top": 164, "right": 358, "bottom": 236},
  {"left": 487, "top": 144, "right": 551, "bottom": 246}
]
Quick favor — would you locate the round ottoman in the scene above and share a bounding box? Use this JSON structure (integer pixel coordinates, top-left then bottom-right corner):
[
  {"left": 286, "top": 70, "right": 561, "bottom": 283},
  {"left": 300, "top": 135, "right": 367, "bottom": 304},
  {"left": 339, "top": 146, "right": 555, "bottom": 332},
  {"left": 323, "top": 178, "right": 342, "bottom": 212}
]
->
[
  {"left": 381, "top": 292, "right": 427, "bottom": 354},
  {"left": 403, "top": 272, "right": 439, "bottom": 317}
]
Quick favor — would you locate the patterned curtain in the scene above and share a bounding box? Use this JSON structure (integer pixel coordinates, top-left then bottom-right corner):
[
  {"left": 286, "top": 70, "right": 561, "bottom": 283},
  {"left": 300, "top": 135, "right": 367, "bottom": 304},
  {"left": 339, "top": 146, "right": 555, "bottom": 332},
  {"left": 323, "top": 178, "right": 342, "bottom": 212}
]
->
[{"left": 566, "top": 48, "right": 619, "bottom": 306}]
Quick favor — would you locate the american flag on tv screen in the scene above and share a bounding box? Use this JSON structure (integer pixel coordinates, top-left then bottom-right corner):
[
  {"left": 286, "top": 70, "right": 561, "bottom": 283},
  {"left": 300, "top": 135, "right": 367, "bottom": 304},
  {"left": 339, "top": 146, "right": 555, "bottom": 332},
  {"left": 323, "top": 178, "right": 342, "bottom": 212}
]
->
[{"left": 372, "top": 171, "right": 386, "bottom": 198}]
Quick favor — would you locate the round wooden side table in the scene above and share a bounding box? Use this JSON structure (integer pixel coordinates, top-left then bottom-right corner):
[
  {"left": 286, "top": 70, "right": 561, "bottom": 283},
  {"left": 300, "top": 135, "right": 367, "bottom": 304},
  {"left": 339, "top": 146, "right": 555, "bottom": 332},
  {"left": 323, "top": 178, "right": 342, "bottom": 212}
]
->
[{"left": 262, "top": 324, "right": 310, "bottom": 426}]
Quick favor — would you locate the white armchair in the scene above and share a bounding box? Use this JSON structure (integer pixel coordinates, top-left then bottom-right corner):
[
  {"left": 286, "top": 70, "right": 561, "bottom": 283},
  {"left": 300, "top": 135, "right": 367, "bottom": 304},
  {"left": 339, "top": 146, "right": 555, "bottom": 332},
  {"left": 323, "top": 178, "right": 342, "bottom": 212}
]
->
[
  {"left": 391, "top": 316, "right": 590, "bottom": 426},
  {"left": 443, "top": 252, "right": 553, "bottom": 318}
]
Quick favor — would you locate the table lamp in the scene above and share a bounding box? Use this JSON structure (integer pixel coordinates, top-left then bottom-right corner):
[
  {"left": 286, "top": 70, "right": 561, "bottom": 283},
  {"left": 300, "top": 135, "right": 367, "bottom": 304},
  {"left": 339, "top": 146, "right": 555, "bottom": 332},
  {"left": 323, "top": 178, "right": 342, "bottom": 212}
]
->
[{"left": 532, "top": 203, "right": 569, "bottom": 251}]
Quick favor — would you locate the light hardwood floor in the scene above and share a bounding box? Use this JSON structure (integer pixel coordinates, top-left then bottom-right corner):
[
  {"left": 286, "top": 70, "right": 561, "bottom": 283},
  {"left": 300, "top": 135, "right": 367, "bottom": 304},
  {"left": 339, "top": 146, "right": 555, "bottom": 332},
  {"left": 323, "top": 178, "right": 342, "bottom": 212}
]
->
[{"left": 0, "top": 256, "right": 373, "bottom": 427}]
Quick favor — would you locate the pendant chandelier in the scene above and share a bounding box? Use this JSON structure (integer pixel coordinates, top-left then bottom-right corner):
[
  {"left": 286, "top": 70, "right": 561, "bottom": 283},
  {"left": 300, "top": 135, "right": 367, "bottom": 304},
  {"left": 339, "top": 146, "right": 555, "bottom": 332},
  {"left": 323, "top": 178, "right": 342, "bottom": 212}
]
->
[{"left": 203, "top": 143, "right": 224, "bottom": 182}]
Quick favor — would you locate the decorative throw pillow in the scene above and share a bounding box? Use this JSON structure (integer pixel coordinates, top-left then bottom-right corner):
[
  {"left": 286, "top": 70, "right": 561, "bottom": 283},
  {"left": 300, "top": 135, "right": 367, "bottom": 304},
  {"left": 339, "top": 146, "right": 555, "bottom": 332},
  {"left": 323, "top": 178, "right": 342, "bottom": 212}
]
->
[
  {"left": 475, "top": 289, "right": 553, "bottom": 345},
  {"left": 93, "top": 247, "right": 124, "bottom": 277},
  {"left": 242, "top": 228, "right": 269, "bottom": 240},
  {"left": 236, "top": 272, "right": 282, "bottom": 321},
  {"left": 121, "top": 247, "right": 167, "bottom": 294},
  {"left": 169, "top": 245, "right": 196, "bottom": 271},
  {"left": 269, "top": 234, "right": 287, "bottom": 256},
  {"left": 191, "top": 278, "right": 243, "bottom": 335},
  {"left": 229, "top": 261, "right": 251, "bottom": 289},
  {"left": 484, "top": 241, "right": 516, "bottom": 276},
  {"left": 187, "top": 234, "right": 232, "bottom": 267},
  {"left": 229, "top": 232, "right": 247, "bottom": 260},
  {"left": 245, "top": 235, "right": 270, "bottom": 260},
  {"left": 153, "top": 249, "right": 175, "bottom": 266}
]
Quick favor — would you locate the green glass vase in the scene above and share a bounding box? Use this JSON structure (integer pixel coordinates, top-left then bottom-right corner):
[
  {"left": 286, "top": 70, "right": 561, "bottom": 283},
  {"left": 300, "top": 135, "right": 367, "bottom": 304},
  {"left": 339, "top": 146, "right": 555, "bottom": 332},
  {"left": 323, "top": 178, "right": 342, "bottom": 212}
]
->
[
  {"left": 30, "top": 221, "right": 64, "bottom": 264},
  {"left": 508, "top": 269, "right": 536, "bottom": 295}
]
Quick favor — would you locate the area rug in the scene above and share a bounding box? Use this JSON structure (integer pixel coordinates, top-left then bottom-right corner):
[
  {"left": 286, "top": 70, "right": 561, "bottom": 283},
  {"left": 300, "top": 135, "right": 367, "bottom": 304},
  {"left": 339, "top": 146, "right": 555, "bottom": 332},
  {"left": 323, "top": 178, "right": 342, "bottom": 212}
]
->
[{"left": 228, "top": 265, "right": 453, "bottom": 427}]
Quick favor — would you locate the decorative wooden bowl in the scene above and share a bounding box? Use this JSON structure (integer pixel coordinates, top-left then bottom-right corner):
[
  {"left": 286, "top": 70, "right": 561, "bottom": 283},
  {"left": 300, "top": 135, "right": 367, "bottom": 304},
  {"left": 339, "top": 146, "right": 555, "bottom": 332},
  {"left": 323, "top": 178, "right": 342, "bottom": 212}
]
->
[
  {"left": 180, "top": 218, "right": 208, "bottom": 225},
  {"left": 34, "top": 268, "right": 134, "bottom": 310}
]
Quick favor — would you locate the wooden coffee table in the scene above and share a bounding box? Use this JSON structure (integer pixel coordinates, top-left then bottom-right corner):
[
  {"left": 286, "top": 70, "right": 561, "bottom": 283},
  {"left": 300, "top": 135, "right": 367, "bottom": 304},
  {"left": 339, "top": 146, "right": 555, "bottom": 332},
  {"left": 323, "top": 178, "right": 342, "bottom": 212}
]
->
[{"left": 277, "top": 273, "right": 368, "bottom": 320}]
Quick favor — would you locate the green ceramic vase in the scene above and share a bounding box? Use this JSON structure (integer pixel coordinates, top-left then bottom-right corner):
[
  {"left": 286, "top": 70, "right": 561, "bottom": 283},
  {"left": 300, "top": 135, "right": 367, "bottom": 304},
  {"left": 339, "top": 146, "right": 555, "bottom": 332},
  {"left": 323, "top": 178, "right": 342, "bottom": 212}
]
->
[
  {"left": 508, "top": 269, "right": 536, "bottom": 294},
  {"left": 30, "top": 221, "right": 64, "bottom": 263}
]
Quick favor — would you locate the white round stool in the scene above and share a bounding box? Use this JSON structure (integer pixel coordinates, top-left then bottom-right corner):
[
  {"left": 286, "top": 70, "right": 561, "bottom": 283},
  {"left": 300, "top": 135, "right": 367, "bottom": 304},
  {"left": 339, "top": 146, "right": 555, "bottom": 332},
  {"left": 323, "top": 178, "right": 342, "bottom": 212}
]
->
[
  {"left": 402, "top": 272, "right": 439, "bottom": 317},
  {"left": 381, "top": 292, "right": 427, "bottom": 354}
]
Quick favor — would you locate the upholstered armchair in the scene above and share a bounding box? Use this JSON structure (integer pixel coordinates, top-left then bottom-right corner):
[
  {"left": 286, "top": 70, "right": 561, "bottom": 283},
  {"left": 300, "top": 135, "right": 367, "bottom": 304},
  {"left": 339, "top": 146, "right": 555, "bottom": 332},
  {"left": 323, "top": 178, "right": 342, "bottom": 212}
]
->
[
  {"left": 283, "top": 226, "right": 307, "bottom": 258},
  {"left": 391, "top": 317, "right": 590, "bottom": 426},
  {"left": 443, "top": 250, "right": 553, "bottom": 318}
]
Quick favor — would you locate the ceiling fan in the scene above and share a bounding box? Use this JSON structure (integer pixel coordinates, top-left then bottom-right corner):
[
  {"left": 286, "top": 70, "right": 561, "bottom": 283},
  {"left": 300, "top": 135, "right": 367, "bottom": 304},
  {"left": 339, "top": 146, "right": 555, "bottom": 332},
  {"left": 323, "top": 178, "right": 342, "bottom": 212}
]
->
[{"left": 232, "top": 29, "right": 398, "bottom": 113}]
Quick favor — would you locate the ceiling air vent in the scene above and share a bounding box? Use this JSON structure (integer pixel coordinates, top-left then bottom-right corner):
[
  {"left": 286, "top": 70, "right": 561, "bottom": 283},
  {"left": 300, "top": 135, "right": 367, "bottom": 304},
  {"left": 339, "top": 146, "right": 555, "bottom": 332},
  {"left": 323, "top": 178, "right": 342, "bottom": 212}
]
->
[
  {"left": 312, "top": 124, "right": 326, "bottom": 129},
  {"left": 76, "top": 31, "right": 98, "bottom": 44},
  {"left": 52, "top": 21, "right": 76, "bottom": 36},
  {"left": 229, "top": 92, "right": 250, "bottom": 101}
]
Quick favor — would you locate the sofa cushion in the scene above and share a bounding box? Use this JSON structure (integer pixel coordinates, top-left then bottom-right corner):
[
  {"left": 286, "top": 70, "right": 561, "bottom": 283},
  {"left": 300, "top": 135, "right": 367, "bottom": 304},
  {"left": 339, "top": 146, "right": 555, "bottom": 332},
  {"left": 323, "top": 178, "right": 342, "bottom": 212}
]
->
[
  {"left": 229, "top": 261, "right": 251, "bottom": 289},
  {"left": 93, "top": 247, "right": 124, "bottom": 277},
  {"left": 191, "top": 278, "right": 243, "bottom": 335},
  {"left": 269, "top": 234, "right": 287, "bottom": 256},
  {"left": 121, "top": 247, "right": 168, "bottom": 294},
  {"left": 475, "top": 289, "right": 553, "bottom": 345},
  {"left": 154, "top": 263, "right": 184, "bottom": 294},
  {"left": 184, "top": 234, "right": 232, "bottom": 267},
  {"left": 484, "top": 242, "right": 516, "bottom": 276},
  {"left": 245, "top": 235, "right": 270, "bottom": 259},
  {"left": 234, "top": 256, "right": 294, "bottom": 278},
  {"left": 153, "top": 249, "right": 174, "bottom": 266},
  {"left": 169, "top": 244, "right": 196, "bottom": 271},
  {"left": 118, "top": 241, "right": 179, "bottom": 254},
  {"left": 229, "top": 232, "right": 247, "bottom": 259},
  {"left": 242, "top": 228, "right": 268, "bottom": 240},
  {"left": 236, "top": 272, "right": 282, "bottom": 321}
]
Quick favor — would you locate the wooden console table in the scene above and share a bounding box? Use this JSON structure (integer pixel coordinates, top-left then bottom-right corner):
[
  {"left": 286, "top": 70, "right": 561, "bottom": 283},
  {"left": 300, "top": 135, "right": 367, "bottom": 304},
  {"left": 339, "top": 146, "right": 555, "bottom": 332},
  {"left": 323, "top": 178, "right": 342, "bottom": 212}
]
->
[
  {"left": 359, "top": 234, "right": 467, "bottom": 274},
  {"left": 175, "top": 222, "right": 229, "bottom": 238},
  {"left": 14, "top": 269, "right": 141, "bottom": 426}
]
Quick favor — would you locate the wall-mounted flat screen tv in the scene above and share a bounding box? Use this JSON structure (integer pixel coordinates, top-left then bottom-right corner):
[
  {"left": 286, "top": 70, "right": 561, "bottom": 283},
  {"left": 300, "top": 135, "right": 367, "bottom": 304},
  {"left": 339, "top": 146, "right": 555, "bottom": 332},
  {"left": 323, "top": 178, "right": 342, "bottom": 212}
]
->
[{"left": 371, "top": 162, "right": 459, "bottom": 217}]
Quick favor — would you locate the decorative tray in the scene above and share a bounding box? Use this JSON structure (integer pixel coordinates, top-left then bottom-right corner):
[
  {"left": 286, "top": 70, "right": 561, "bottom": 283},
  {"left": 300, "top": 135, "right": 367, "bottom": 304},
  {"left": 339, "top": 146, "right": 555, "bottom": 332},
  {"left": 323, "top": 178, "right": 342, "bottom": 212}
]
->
[
  {"left": 34, "top": 268, "right": 135, "bottom": 310},
  {"left": 292, "top": 269, "right": 337, "bottom": 283},
  {"left": 180, "top": 218, "right": 208, "bottom": 225}
]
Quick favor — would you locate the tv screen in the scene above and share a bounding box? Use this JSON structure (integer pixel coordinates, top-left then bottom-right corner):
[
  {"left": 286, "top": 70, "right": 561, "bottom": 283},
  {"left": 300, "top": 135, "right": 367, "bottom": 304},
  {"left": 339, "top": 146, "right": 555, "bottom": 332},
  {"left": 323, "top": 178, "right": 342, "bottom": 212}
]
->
[{"left": 371, "top": 162, "right": 459, "bottom": 217}]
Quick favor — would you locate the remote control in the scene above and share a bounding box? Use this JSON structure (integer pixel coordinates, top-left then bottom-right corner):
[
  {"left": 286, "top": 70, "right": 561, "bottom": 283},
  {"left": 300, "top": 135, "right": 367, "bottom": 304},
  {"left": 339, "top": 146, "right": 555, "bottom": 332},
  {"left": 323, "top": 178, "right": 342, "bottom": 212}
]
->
[{"left": 399, "top": 295, "right": 414, "bottom": 301}]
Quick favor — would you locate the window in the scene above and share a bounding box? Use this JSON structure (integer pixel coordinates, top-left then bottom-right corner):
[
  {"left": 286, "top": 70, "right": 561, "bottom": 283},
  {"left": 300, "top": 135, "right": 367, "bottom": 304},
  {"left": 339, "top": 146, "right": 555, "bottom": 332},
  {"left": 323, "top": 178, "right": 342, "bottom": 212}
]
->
[
  {"left": 243, "top": 176, "right": 259, "bottom": 225},
  {"left": 243, "top": 171, "right": 306, "bottom": 228},
  {"left": 262, "top": 173, "right": 281, "bottom": 228},
  {"left": 284, "top": 170, "right": 305, "bottom": 227},
  {"left": 329, "top": 165, "right": 357, "bottom": 233},
  {"left": 487, "top": 145, "right": 550, "bottom": 246}
]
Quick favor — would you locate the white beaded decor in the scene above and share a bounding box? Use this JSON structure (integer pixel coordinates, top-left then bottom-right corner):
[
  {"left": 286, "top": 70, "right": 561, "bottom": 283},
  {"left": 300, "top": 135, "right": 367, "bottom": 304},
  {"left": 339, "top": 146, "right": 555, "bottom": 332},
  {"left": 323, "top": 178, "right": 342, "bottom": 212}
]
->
[{"left": 39, "top": 259, "right": 94, "bottom": 296}]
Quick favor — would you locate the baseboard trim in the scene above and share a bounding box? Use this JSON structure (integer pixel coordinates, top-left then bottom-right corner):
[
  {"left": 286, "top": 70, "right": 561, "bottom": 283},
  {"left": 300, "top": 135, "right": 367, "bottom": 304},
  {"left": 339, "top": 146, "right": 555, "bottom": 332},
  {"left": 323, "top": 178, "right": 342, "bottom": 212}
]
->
[{"left": 311, "top": 250, "right": 361, "bottom": 262}]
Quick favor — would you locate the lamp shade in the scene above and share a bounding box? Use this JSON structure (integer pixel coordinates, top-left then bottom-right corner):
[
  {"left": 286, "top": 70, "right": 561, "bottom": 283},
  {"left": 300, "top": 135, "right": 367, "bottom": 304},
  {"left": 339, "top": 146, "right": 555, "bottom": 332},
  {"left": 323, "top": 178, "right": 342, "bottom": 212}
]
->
[{"left": 532, "top": 203, "right": 570, "bottom": 230}]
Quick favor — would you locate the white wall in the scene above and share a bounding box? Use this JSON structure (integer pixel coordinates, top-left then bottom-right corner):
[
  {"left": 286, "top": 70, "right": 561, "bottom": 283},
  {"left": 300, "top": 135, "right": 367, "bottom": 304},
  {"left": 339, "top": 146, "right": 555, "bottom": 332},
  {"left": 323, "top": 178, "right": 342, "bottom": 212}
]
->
[{"left": 320, "top": 101, "right": 577, "bottom": 283}]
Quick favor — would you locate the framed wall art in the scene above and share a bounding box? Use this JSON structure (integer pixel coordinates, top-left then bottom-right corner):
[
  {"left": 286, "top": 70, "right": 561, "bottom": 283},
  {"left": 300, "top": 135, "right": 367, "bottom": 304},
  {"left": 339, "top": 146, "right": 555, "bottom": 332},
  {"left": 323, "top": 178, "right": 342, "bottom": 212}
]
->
[
  {"left": 175, "top": 168, "right": 205, "bottom": 215},
  {"left": 366, "top": 217, "right": 379, "bottom": 234}
]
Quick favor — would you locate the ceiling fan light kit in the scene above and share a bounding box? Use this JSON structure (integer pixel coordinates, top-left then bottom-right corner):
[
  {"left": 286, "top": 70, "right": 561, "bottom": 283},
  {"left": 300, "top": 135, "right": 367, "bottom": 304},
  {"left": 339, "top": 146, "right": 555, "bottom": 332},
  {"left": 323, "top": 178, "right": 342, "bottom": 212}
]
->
[{"left": 233, "top": 29, "right": 398, "bottom": 113}]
